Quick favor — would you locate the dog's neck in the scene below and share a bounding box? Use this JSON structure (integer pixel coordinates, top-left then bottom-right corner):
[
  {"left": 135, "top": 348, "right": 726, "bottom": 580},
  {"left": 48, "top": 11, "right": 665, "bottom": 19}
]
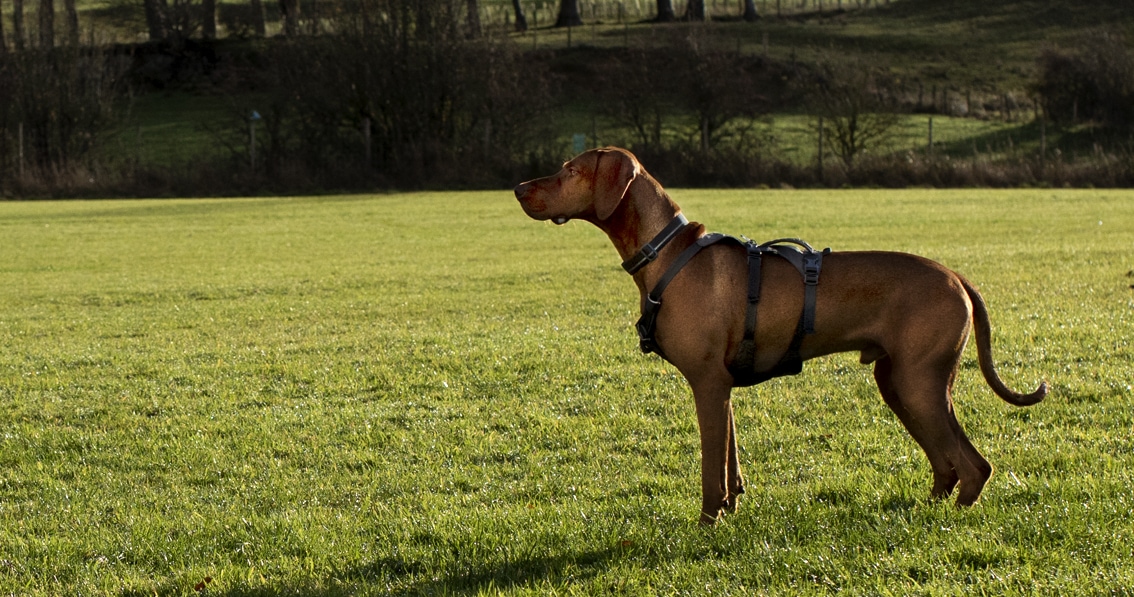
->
[{"left": 595, "top": 173, "right": 701, "bottom": 286}]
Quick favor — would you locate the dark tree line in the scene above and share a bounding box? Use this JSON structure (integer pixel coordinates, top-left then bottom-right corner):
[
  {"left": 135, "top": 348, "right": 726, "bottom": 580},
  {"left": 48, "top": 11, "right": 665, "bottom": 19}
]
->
[
  {"left": 2, "top": 0, "right": 1133, "bottom": 196},
  {"left": 0, "top": 0, "right": 81, "bottom": 49},
  {"left": 0, "top": 0, "right": 764, "bottom": 48}
]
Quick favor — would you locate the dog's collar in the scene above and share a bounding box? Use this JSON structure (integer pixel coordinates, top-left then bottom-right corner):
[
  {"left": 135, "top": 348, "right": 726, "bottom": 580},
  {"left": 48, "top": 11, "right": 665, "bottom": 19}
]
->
[{"left": 621, "top": 213, "right": 689, "bottom": 275}]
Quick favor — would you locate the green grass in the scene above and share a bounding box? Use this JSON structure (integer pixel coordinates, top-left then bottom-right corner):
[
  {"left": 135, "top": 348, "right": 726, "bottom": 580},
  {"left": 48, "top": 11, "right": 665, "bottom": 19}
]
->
[{"left": 0, "top": 189, "right": 1131, "bottom": 594}]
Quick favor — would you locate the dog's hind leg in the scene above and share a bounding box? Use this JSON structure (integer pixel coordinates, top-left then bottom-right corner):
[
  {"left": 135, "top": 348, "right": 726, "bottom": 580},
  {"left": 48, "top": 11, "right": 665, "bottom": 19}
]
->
[{"left": 876, "top": 354, "right": 992, "bottom": 506}]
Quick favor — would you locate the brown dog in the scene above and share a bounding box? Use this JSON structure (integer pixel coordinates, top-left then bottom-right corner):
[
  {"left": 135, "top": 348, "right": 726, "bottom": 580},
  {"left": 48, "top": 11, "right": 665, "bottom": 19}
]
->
[{"left": 514, "top": 147, "right": 1047, "bottom": 524}]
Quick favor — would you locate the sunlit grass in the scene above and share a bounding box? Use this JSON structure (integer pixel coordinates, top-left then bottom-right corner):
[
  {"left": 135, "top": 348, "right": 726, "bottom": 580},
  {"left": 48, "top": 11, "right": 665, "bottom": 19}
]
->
[{"left": 0, "top": 188, "right": 1130, "bottom": 594}]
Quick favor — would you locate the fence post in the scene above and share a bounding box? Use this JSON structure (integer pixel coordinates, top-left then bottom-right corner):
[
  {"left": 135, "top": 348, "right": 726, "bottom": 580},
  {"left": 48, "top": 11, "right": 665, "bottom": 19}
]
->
[
  {"left": 927, "top": 116, "right": 934, "bottom": 156},
  {"left": 250, "top": 110, "right": 261, "bottom": 171},
  {"left": 817, "top": 116, "right": 824, "bottom": 182},
  {"left": 1040, "top": 113, "right": 1047, "bottom": 167},
  {"left": 17, "top": 123, "right": 24, "bottom": 179},
  {"left": 363, "top": 117, "right": 372, "bottom": 167}
]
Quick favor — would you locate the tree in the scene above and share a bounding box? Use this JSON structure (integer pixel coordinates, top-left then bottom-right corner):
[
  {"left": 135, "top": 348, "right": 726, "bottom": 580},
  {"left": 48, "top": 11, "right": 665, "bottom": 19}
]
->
[
  {"left": 555, "top": 0, "right": 581, "bottom": 27},
  {"left": 250, "top": 0, "right": 266, "bottom": 36},
  {"left": 807, "top": 59, "right": 901, "bottom": 168},
  {"left": 142, "top": 0, "right": 167, "bottom": 40},
  {"left": 654, "top": 0, "right": 675, "bottom": 22},
  {"left": 279, "top": 0, "right": 299, "bottom": 36},
  {"left": 683, "top": 0, "right": 705, "bottom": 21},
  {"left": 743, "top": 0, "right": 760, "bottom": 21},
  {"left": 62, "top": 0, "right": 78, "bottom": 45},
  {"left": 13, "top": 0, "right": 25, "bottom": 50},
  {"left": 1033, "top": 31, "right": 1134, "bottom": 130},
  {"left": 511, "top": 0, "right": 527, "bottom": 32},
  {"left": 465, "top": 0, "right": 480, "bottom": 38},
  {"left": 202, "top": 0, "right": 217, "bottom": 38},
  {"left": 37, "top": 0, "right": 52, "bottom": 48}
]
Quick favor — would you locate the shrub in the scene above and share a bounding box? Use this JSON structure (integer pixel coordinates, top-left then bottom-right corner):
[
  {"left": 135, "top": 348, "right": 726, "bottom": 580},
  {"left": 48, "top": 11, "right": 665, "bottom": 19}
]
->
[
  {"left": 1033, "top": 30, "right": 1134, "bottom": 129},
  {"left": 0, "top": 46, "right": 130, "bottom": 191}
]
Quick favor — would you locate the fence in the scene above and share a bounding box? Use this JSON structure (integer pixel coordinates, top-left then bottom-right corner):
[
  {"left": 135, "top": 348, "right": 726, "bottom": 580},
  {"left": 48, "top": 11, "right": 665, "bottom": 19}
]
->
[{"left": 482, "top": 0, "right": 896, "bottom": 26}]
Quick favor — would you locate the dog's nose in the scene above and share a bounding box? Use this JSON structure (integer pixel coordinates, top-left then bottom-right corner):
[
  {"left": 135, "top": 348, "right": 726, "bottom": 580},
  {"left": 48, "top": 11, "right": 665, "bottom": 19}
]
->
[{"left": 513, "top": 182, "right": 530, "bottom": 201}]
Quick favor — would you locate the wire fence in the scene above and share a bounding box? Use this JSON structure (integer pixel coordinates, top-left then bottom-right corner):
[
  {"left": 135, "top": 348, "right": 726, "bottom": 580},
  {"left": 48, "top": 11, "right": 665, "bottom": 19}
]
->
[{"left": 480, "top": 0, "right": 891, "bottom": 27}]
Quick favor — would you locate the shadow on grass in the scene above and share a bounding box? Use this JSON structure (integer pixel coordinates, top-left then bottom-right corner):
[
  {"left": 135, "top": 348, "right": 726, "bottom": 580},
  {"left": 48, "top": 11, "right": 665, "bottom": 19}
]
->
[
  {"left": 159, "top": 547, "right": 624, "bottom": 596},
  {"left": 361, "top": 547, "right": 622, "bottom": 595}
]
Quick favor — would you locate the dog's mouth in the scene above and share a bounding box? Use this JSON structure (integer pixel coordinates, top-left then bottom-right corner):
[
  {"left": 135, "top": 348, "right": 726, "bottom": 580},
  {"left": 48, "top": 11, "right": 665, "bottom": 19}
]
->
[{"left": 552, "top": 216, "right": 569, "bottom": 225}]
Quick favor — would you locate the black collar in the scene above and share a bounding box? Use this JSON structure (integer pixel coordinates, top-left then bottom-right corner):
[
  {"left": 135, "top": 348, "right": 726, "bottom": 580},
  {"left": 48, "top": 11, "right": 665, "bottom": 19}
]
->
[{"left": 621, "top": 213, "right": 690, "bottom": 275}]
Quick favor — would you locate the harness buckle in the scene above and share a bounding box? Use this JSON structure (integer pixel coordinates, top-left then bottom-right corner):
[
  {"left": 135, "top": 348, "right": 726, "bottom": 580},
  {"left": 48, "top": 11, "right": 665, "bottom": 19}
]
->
[{"left": 803, "top": 254, "right": 821, "bottom": 286}]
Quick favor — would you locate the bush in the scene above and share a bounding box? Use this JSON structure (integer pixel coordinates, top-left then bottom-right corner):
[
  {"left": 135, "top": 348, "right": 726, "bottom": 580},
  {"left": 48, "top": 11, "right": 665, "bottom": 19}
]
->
[
  {"left": 1033, "top": 30, "right": 1134, "bottom": 129},
  {"left": 200, "top": 0, "right": 558, "bottom": 191},
  {"left": 0, "top": 46, "right": 130, "bottom": 192}
]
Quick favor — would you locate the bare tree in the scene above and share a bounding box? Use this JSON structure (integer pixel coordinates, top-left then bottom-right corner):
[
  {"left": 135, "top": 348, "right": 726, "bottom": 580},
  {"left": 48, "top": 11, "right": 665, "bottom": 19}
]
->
[
  {"left": 808, "top": 59, "right": 901, "bottom": 168},
  {"left": 250, "top": 0, "right": 266, "bottom": 36},
  {"left": 37, "top": 0, "right": 53, "bottom": 48},
  {"left": 142, "top": 0, "right": 167, "bottom": 40},
  {"left": 62, "top": 0, "right": 78, "bottom": 45},
  {"left": 465, "top": 0, "right": 480, "bottom": 38},
  {"left": 279, "top": 0, "right": 299, "bottom": 36},
  {"left": 511, "top": 0, "right": 527, "bottom": 31},
  {"left": 654, "top": 0, "right": 675, "bottom": 22},
  {"left": 743, "top": 0, "right": 760, "bottom": 21},
  {"left": 202, "top": 0, "right": 216, "bottom": 38},
  {"left": 13, "top": 0, "right": 25, "bottom": 50},
  {"left": 555, "top": 0, "right": 581, "bottom": 27},
  {"left": 601, "top": 48, "right": 669, "bottom": 148},
  {"left": 684, "top": 0, "right": 705, "bottom": 21}
]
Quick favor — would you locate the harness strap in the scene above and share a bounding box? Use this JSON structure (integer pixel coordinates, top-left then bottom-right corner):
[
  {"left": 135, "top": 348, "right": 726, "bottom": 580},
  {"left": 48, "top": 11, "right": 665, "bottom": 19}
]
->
[
  {"left": 636, "top": 233, "right": 724, "bottom": 355},
  {"left": 632, "top": 231, "right": 830, "bottom": 388},
  {"left": 622, "top": 213, "right": 690, "bottom": 275},
  {"left": 729, "top": 242, "right": 765, "bottom": 375},
  {"left": 801, "top": 252, "right": 823, "bottom": 334}
]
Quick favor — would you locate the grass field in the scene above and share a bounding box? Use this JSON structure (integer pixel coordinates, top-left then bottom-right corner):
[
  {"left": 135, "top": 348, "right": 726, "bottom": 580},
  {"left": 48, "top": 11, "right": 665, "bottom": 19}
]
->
[{"left": 0, "top": 188, "right": 1131, "bottom": 595}]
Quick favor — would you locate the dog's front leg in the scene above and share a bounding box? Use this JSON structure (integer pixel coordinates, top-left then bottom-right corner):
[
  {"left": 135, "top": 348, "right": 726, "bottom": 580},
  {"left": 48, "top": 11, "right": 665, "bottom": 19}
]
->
[
  {"left": 692, "top": 380, "right": 734, "bottom": 525},
  {"left": 724, "top": 401, "right": 745, "bottom": 513}
]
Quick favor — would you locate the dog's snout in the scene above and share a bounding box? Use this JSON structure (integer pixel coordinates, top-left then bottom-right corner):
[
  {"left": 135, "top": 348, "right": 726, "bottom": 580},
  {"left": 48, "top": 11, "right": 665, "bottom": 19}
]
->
[{"left": 513, "top": 182, "right": 530, "bottom": 201}]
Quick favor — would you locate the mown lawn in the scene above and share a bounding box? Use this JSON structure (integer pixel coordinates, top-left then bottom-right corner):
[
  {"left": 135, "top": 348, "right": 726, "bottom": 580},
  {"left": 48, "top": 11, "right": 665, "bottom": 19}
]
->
[{"left": 0, "top": 188, "right": 1131, "bottom": 595}]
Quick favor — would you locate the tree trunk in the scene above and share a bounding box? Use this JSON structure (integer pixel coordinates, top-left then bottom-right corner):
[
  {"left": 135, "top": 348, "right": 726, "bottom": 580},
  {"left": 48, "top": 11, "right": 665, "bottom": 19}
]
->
[
  {"left": 743, "top": 0, "right": 760, "bottom": 21},
  {"left": 62, "top": 0, "right": 77, "bottom": 45},
  {"left": 201, "top": 0, "right": 216, "bottom": 38},
  {"left": 37, "top": 0, "right": 53, "bottom": 48},
  {"left": 554, "top": 0, "right": 581, "bottom": 27},
  {"left": 511, "top": 0, "right": 527, "bottom": 31},
  {"left": 465, "top": 0, "right": 480, "bottom": 38},
  {"left": 684, "top": 0, "right": 705, "bottom": 21},
  {"left": 13, "top": 0, "right": 25, "bottom": 50},
  {"left": 142, "top": 0, "right": 166, "bottom": 40},
  {"left": 250, "top": 0, "right": 266, "bottom": 36},
  {"left": 279, "top": 0, "right": 299, "bottom": 36},
  {"left": 654, "top": 0, "right": 675, "bottom": 21}
]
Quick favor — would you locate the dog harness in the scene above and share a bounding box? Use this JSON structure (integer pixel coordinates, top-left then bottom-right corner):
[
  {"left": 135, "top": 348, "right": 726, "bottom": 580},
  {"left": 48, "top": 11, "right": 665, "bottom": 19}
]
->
[{"left": 627, "top": 216, "right": 830, "bottom": 388}]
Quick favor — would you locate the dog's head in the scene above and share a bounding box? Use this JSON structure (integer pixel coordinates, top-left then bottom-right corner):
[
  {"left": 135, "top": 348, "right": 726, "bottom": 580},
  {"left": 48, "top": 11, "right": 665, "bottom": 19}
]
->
[{"left": 514, "top": 147, "right": 641, "bottom": 225}]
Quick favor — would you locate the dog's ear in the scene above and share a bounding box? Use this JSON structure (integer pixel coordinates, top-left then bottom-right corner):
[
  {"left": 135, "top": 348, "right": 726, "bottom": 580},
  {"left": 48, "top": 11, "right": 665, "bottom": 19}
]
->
[{"left": 592, "top": 148, "right": 640, "bottom": 221}]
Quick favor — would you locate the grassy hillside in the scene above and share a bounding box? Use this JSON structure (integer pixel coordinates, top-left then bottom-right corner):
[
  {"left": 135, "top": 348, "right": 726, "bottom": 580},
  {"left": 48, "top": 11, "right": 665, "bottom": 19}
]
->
[
  {"left": 1, "top": 188, "right": 1131, "bottom": 593},
  {"left": 4, "top": 0, "right": 1133, "bottom": 194}
]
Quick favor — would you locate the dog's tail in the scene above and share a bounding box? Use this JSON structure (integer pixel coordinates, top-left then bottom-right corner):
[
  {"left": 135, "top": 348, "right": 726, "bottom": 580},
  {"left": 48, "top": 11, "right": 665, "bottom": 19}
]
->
[{"left": 961, "top": 276, "right": 1048, "bottom": 406}]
